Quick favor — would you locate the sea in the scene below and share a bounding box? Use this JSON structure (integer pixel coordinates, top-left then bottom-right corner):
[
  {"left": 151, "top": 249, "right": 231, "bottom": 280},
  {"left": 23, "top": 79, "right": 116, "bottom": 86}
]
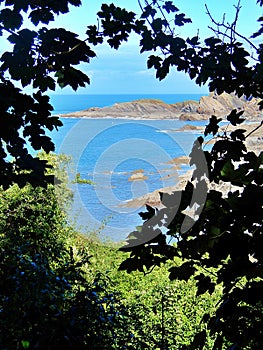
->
[{"left": 49, "top": 93, "right": 208, "bottom": 243}]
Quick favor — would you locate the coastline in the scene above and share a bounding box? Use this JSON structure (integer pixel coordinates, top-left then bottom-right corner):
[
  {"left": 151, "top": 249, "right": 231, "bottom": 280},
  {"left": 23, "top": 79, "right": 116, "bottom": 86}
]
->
[
  {"left": 56, "top": 92, "right": 263, "bottom": 211},
  {"left": 58, "top": 115, "right": 180, "bottom": 121},
  {"left": 58, "top": 92, "right": 263, "bottom": 122},
  {"left": 119, "top": 121, "right": 263, "bottom": 209}
]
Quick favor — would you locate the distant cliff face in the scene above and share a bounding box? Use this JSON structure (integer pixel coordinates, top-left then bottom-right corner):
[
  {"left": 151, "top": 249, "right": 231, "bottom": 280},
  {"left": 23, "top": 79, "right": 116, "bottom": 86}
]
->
[
  {"left": 61, "top": 93, "right": 263, "bottom": 121},
  {"left": 178, "top": 93, "right": 262, "bottom": 121}
]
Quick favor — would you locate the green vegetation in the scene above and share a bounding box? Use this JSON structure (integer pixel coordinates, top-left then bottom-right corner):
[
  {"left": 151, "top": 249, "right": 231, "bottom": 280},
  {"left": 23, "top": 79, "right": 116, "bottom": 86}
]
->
[
  {"left": 73, "top": 172, "right": 95, "bottom": 185},
  {"left": 87, "top": 241, "right": 223, "bottom": 350},
  {"left": 0, "top": 152, "right": 222, "bottom": 349},
  {"left": 133, "top": 98, "right": 166, "bottom": 104},
  {"left": 0, "top": 0, "right": 263, "bottom": 349},
  {"left": 117, "top": 2, "right": 263, "bottom": 349},
  {"left": 0, "top": 181, "right": 135, "bottom": 349}
]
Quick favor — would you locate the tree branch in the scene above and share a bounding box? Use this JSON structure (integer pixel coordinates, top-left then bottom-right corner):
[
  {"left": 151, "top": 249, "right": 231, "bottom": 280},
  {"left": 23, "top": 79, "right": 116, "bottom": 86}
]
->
[
  {"left": 245, "top": 120, "right": 263, "bottom": 139},
  {"left": 205, "top": 2, "right": 259, "bottom": 54}
]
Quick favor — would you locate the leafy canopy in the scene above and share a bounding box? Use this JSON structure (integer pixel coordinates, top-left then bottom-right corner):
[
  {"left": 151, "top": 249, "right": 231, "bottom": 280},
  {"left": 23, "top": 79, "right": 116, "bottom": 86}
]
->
[
  {"left": 1, "top": 0, "right": 262, "bottom": 188},
  {"left": 1, "top": 0, "right": 263, "bottom": 349},
  {"left": 0, "top": 0, "right": 95, "bottom": 188}
]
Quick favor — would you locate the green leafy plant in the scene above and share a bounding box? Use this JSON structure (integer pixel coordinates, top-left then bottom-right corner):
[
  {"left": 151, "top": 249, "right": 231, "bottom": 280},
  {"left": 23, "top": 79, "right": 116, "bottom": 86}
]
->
[
  {"left": 84, "top": 239, "right": 222, "bottom": 349},
  {"left": 72, "top": 172, "right": 95, "bottom": 185},
  {"left": 0, "top": 156, "right": 140, "bottom": 349}
]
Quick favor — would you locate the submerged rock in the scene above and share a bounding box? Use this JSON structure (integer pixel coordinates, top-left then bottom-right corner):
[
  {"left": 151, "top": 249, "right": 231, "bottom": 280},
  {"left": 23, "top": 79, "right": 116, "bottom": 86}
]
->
[{"left": 128, "top": 172, "right": 148, "bottom": 181}]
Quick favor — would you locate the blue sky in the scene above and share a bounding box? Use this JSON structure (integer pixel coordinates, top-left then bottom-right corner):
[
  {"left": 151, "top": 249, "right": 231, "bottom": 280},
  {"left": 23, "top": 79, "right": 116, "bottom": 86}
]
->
[
  {"left": 1, "top": 0, "right": 262, "bottom": 94},
  {"left": 51, "top": 0, "right": 261, "bottom": 95}
]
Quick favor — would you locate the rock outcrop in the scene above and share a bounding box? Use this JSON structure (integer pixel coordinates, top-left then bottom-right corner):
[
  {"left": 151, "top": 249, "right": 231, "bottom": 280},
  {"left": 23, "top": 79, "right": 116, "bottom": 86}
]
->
[
  {"left": 61, "top": 98, "right": 179, "bottom": 119},
  {"left": 177, "top": 93, "right": 262, "bottom": 121},
  {"left": 60, "top": 93, "right": 263, "bottom": 121}
]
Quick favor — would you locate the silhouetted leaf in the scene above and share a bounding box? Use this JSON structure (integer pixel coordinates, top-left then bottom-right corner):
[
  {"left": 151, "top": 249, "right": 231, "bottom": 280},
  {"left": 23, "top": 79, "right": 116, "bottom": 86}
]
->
[
  {"left": 174, "top": 13, "right": 192, "bottom": 26},
  {"left": 118, "top": 257, "right": 144, "bottom": 273},
  {"left": 204, "top": 115, "right": 222, "bottom": 136},
  {"left": 230, "top": 129, "right": 246, "bottom": 141},
  {"left": 187, "top": 36, "right": 200, "bottom": 46},
  {"left": 190, "top": 330, "right": 207, "bottom": 349},
  {"left": 226, "top": 109, "right": 245, "bottom": 126},
  {"left": 195, "top": 274, "right": 215, "bottom": 295},
  {"left": 141, "top": 5, "right": 157, "bottom": 18},
  {"left": 251, "top": 16, "right": 263, "bottom": 38},
  {"left": 139, "top": 205, "right": 156, "bottom": 221},
  {"left": 162, "top": 1, "right": 179, "bottom": 13},
  {"left": 55, "top": 67, "right": 90, "bottom": 90},
  {"left": 147, "top": 55, "right": 162, "bottom": 69},
  {"left": 86, "top": 25, "right": 104, "bottom": 45},
  {"left": 204, "top": 37, "right": 222, "bottom": 47},
  {"left": 0, "top": 8, "right": 23, "bottom": 30},
  {"left": 169, "top": 262, "right": 196, "bottom": 281},
  {"left": 29, "top": 9, "right": 54, "bottom": 25},
  {"left": 140, "top": 29, "right": 155, "bottom": 52}
]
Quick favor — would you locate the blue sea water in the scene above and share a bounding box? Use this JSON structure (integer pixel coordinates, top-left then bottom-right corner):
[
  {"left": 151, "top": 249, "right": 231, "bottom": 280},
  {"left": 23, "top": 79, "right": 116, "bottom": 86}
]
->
[{"left": 50, "top": 94, "right": 208, "bottom": 242}]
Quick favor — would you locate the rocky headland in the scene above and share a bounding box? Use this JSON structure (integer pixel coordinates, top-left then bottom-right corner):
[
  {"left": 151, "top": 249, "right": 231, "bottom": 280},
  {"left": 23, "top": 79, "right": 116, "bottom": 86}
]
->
[{"left": 61, "top": 92, "right": 263, "bottom": 121}]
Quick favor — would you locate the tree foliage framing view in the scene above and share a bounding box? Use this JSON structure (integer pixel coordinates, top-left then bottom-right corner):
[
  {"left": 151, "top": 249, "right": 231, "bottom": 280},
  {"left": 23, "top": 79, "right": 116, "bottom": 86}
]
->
[{"left": 0, "top": 0, "right": 262, "bottom": 349}]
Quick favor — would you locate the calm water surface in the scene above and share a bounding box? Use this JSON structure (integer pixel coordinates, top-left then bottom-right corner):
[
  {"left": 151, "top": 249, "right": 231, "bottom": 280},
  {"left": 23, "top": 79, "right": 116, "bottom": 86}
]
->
[{"left": 51, "top": 117, "right": 206, "bottom": 242}]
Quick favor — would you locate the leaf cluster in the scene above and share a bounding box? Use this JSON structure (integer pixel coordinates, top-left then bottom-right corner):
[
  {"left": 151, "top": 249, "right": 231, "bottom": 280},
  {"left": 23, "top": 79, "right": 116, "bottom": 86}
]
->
[
  {"left": 0, "top": 0, "right": 81, "bottom": 29},
  {"left": 121, "top": 108, "right": 263, "bottom": 348},
  {"left": 92, "top": 1, "right": 263, "bottom": 102},
  {"left": 0, "top": 0, "right": 97, "bottom": 187}
]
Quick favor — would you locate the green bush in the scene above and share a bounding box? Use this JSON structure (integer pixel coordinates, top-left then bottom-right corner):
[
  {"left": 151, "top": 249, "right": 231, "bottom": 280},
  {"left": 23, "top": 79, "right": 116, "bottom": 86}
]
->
[
  {"left": 86, "top": 239, "right": 222, "bottom": 349},
  {"left": 0, "top": 153, "right": 223, "bottom": 349},
  {"left": 0, "top": 157, "right": 136, "bottom": 349}
]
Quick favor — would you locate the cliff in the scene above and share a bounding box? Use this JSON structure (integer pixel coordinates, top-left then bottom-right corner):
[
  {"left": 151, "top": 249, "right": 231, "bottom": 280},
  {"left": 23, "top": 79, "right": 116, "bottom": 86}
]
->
[
  {"left": 61, "top": 93, "right": 263, "bottom": 121},
  {"left": 177, "top": 93, "right": 262, "bottom": 121}
]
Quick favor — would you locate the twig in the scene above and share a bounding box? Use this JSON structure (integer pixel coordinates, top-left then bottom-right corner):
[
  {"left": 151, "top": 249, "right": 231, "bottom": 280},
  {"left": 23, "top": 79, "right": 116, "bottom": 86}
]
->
[
  {"left": 155, "top": 0, "right": 174, "bottom": 36},
  {"left": 230, "top": 0, "right": 242, "bottom": 44},
  {"left": 205, "top": 3, "right": 259, "bottom": 53},
  {"left": 143, "top": 264, "right": 156, "bottom": 275},
  {"left": 137, "top": 0, "right": 144, "bottom": 13},
  {"left": 137, "top": 0, "right": 174, "bottom": 56},
  {"left": 0, "top": 25, "right": 19, "bottom": 37},
  {"left": 245, "top": 120, "right": 263, "bottom": 139}
]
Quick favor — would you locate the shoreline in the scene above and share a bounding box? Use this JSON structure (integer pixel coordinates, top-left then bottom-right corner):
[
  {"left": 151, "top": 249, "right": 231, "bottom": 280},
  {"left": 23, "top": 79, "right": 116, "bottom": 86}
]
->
[
  {"left": 57, "top": 92, "right": 263, "bottom": 122},
  {"left": 55, "top": 93, "right": 263, "bottom": 211},
  {"left": 57, "top": 115, "right": 181, "bottom": 121},
  {"left": 119, "top": 121, "right": 263, "bottom": 209}
]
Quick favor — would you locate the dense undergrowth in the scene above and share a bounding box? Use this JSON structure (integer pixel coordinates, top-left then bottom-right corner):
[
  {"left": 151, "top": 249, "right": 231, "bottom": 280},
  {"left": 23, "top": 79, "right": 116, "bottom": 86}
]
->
[{"left": 0, "top": 153, "right": 222, "bottom": 349}]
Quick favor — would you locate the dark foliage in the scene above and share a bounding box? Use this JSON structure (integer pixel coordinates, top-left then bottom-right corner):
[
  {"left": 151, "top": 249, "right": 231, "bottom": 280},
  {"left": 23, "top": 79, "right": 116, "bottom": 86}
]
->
[
  {"left": 0, "top": 0, "right": 94, "bottom": 188},
  {"left": 112, "top": 1, "right": 263, "bottom": 349},
  {"left": 1, "top": 0, "right": 263, "bottom": 348}
]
